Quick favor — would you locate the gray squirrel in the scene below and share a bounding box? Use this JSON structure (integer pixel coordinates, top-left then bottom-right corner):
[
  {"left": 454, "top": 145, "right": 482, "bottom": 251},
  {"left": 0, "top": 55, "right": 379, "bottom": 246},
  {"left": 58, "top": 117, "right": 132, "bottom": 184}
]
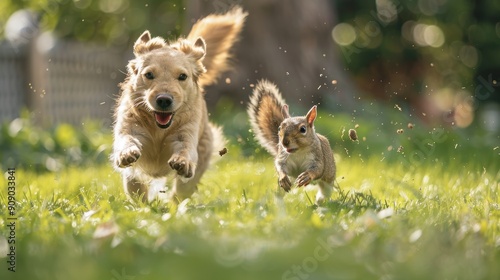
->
[{"left": 248, "top": 80, "right": 336, "bottom": 204}]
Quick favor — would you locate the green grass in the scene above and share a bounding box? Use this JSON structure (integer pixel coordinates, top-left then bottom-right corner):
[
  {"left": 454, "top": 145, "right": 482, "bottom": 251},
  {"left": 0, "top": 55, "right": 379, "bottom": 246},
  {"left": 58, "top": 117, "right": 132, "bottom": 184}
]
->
[{"left": 1, "top": 113, "right": 499, "bottom": 280}]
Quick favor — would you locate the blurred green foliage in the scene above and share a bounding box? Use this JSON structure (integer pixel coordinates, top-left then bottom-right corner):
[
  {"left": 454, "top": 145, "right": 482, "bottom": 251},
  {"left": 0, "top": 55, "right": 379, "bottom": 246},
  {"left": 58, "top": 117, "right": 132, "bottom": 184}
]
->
[
  {"left": 0, "top": 0, "right": 185, "bottom": 46},
  {"left": 0, "top": 111, "right": 111, "bottom": 172},
  {"left": 334, "top": 0, "right": 500, "bottom": 104}
]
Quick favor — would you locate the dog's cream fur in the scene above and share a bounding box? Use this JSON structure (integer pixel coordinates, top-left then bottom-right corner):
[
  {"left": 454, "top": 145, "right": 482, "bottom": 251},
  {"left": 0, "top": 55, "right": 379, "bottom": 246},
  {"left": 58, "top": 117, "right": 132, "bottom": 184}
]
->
[{"left": 112, "top": 7, "right": 247, "bottom": 202}]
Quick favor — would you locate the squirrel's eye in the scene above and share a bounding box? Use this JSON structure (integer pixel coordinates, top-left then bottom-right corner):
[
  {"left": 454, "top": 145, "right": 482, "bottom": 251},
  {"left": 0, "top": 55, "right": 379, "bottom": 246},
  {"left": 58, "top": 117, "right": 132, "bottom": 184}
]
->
[
  {"left": 178, "top": 73, "right": 188, "bottom": 81},
  {"left": 277, "top": 126, "right": 281, "bottom": 132},
  {"left": 299, "top": 126, "right": 307, "bottom": 134},
  {"left": 144, "top": 72, "right": 155, "bottom": 80}
]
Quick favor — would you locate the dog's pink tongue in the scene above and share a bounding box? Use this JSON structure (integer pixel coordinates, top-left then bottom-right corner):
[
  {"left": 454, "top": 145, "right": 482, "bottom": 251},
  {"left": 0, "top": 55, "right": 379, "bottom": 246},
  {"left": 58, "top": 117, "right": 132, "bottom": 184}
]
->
[{"left": 155, "top": 112, "right": 172, "bottom": 125}]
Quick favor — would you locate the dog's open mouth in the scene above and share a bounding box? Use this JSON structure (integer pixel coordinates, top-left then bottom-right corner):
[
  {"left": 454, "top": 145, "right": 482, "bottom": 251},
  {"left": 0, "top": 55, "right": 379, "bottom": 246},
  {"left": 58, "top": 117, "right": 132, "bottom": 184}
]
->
[{"left": 154, "top": 112, "right": 174, "bottom": 129}]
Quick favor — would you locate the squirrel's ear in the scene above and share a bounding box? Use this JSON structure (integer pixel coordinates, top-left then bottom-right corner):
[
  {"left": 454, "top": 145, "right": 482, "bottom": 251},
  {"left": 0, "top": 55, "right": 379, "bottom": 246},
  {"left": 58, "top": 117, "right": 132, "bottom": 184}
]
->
[
  {"left": 282, "top": 104, "right": 290, "bottom": 119},
  {"left": 306, "top": 105, "right": 317, "bottom": 126}
]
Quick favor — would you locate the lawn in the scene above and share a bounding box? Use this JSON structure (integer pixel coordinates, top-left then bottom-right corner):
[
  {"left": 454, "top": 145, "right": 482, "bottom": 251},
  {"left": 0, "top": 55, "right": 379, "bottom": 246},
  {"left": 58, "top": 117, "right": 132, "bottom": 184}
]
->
[{"left": 1, "top": 109, "right": 499, "bottom": 280}]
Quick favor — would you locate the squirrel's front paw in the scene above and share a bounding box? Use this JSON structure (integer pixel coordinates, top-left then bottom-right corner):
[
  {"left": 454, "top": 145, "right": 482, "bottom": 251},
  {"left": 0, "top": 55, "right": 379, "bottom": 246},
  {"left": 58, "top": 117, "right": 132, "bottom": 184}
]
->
[
  {"left": 169, "top": 154, "right": 195, "bottom": 178},
  {"left": 278, "top": 175, "right": 292, "bottom": 192},
  {"left": 296, "top": 172, "right": 312, "bottom": 187},
  {"left": 115, "top": 146, "right": 141, "bottom": 168}
]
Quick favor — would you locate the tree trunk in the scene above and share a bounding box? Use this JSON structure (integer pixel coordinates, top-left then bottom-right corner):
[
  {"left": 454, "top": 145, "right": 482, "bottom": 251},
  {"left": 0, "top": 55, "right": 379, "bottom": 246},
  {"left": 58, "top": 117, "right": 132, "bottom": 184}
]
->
[{"left": 185, "top": 0, "right": 357, "bottom": 112}]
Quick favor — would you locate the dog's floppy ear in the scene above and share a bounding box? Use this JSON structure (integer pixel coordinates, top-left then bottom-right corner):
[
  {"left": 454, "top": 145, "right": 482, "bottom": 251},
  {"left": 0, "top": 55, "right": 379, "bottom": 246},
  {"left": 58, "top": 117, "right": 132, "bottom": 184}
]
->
[
  {"left": 133, "top": 30, "right": 166, "bottom": 55},
  {"left": 173, "top": 37, "right": 206, "bottom": 61},
  {"left": 192, "top": 37, "right": 206, "bottom": 61},
  {"left": 171, "top": 38, "right": 207, "bottom": 78},
  {"left": 189, "top": 38, "right": 206, "bottom": 77},
  {"left": 137, "top": 31, "right": 151, "bottom": 44},
  {"left": 133, "top": 31, "right": 151, "bottom": 55}
]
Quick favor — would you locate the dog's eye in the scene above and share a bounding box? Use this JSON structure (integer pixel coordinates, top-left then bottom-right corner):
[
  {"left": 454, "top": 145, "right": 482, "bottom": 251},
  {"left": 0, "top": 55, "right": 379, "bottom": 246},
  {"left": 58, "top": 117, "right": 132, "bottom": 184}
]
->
[
  {"left": 144, "top": 72, "right": 155, "bottom": 80},
  {"left": 178, "top": 73, "right": 188, "bottom": 81},
  {"left": 299, "top": 126, "right": 307, "bottom": 134}
]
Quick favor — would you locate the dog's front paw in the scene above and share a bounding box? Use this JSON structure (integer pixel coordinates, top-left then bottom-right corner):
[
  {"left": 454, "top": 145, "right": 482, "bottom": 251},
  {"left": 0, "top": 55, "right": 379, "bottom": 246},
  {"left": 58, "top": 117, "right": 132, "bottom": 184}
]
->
[
  {"left": 116, "top": 146, "right": 141, "bottom": 168},
  {"left": 169, "top": 154, "right": 195, "bottom": 178},
  {"left": 296, "top": 171, "right": 312, "bottom": 187},
  {"left": 278, "top": 175, "right": 292, "bottom": 192}
]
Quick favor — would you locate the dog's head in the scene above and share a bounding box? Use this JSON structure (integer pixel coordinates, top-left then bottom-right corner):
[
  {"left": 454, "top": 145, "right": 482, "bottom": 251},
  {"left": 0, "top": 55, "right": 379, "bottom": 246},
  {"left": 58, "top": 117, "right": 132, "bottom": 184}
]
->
[{"left": 126, "top": 31, "right": 206, "bottom": 129}]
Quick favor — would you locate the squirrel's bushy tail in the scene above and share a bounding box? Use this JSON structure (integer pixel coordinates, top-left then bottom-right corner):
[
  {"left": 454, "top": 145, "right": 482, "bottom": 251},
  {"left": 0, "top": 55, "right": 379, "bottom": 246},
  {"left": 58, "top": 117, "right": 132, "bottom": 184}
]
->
[
  {"left": 248, "top": 80, "right": 287, "bottom": 156},
  {"left": 187, "top": 7, "right": 247, "bottom": 88},
  {"left": 209, "top": 123, "right": 227, "bottom": 164}
]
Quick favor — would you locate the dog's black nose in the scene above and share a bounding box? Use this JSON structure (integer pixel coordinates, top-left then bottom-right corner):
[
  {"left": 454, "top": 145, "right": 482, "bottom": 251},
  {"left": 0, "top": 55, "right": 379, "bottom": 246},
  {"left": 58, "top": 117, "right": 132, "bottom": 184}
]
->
[{"left": 156, "top": 94, "right": 173, "bottom": 109}]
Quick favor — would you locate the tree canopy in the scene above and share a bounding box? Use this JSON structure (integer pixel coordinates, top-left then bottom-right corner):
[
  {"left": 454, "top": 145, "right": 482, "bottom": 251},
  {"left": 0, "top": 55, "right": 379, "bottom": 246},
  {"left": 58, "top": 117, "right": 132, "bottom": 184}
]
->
[{"left": 0, "top": 0, "right": 185, "bottom": 47}]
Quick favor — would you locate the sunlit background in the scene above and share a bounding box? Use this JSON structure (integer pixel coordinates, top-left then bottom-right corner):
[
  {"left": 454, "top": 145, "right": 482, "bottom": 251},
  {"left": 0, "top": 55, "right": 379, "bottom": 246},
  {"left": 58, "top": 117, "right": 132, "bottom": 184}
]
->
[
  {"left": 0, "top": 0, "right": 498, "bottom": 132},
  {"left": 0, "top": 2, "right": 499, "bottom": 280},
  {"left": 0, "top": 0, "right": 498, "bottom": 171}
]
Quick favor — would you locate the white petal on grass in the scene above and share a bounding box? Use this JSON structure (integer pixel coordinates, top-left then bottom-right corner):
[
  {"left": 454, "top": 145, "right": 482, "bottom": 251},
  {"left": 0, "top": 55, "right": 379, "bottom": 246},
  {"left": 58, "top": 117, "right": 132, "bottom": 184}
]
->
[
  {"left": 377, "top": 208, "right": 394, "bottom": 219},
  {"left": 409, "top": 229, "right": 422, "bottom": 243},
  {"left": 473, "top": 223, "right": 481, "bottom": 233},
  {"left": 111, "top": 236, "right": 122, "bottom": 248},
  {"left": 82, "top": 209, "right": 98, "bottom": 221},
  {"left": 162, "top": 213, "right": 172, "bottom": 221},
  {"left": 177, "top": 198, "right": 191, "bottom": 216},
  {"left": 422, "top": 175, "right": 430, "bottom": 184}
]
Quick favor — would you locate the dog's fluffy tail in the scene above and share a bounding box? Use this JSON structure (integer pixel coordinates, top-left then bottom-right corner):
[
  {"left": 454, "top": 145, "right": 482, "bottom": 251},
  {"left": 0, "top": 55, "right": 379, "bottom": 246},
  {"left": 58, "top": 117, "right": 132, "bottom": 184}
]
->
[{"left": 187, "top": 6, "right": 247, "bottom": 87}]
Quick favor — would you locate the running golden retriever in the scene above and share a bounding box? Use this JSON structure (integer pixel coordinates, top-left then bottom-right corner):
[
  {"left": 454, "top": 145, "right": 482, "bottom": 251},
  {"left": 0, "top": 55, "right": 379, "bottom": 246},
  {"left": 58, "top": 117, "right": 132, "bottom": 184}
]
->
[{"left": 112, "top": 7, "right": 247, "bottom": 202}]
